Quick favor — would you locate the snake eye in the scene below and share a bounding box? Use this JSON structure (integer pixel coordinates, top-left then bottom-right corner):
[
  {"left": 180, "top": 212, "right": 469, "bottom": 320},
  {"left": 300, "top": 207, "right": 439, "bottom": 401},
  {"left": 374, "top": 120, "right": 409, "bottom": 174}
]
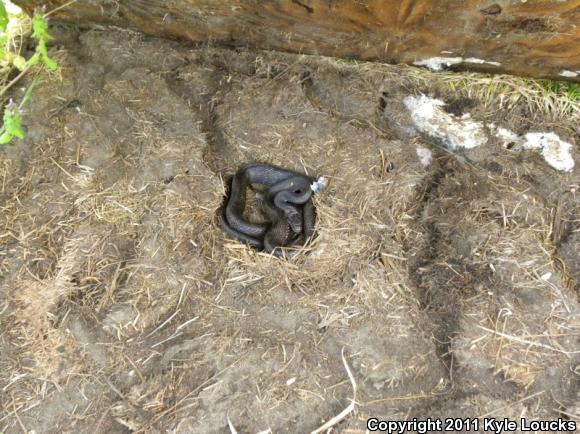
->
[{"left": 294, "top": 189, "right": 302, "bottom": 194}]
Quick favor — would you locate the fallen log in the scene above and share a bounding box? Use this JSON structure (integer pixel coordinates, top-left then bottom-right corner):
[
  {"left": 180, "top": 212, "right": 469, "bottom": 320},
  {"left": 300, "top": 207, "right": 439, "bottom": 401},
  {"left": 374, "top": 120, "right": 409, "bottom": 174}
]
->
[{"left": 13, "top": 0, "right": 580, "bottom": 82}]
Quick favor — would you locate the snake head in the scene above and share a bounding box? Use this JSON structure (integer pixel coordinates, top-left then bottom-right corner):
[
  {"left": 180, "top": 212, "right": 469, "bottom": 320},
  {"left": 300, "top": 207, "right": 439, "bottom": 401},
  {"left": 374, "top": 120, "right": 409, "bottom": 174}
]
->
[{"left": 287, "top": 210, "right": 303, "bottom": 234}]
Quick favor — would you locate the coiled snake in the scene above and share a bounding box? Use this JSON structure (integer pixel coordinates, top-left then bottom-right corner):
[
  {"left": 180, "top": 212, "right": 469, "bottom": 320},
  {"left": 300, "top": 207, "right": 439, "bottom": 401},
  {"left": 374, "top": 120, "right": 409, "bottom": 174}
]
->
[{"left": 218, "top": 163, "right": 326, "bottom": 257}]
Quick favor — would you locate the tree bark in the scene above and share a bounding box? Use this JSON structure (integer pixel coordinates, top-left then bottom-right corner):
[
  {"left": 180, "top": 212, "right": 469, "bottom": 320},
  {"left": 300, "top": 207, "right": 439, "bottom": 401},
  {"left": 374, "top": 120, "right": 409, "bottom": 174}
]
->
[{"left": 13, "top": 0, "right": 580, "bottom": 82}]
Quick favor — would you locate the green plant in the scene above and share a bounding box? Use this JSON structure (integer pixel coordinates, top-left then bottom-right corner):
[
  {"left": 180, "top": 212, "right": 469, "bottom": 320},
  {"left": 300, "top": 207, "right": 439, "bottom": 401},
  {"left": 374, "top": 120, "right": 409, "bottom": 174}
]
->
[
  {"left": 565, "top": 83, "right": 579, "bottom": 101},
  {"left": 0, "top": 2, "right": 8, "bottom": 32},
  {"left": 0, "top": 1, "right": 59, "bottom": 145},
  {"left": 29, "top": 5, "right": 58, "bottom": 70},
  {"left": 0, "top": 78, "right": 34, "bottom": 143},
  {"left": 539, "top": 79, "right": 579, "bottom": 102}
]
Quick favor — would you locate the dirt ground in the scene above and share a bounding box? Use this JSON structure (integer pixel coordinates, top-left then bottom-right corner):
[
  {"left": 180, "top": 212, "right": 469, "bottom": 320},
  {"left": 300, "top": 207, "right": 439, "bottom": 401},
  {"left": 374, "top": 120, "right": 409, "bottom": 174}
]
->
[{"left": 0, "top": 24, "right": 579, "bottom": 433}]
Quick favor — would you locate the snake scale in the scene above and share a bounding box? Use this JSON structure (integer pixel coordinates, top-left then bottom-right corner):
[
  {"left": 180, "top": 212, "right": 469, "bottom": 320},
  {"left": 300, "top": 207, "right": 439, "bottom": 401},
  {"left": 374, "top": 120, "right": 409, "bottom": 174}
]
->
[{"left": 218, "top": 163, "right": 325, "bottom": 257}]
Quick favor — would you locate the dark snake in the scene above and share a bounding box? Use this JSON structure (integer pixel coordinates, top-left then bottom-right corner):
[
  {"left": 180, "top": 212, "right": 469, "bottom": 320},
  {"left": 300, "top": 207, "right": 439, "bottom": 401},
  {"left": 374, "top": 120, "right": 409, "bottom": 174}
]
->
[
  {"left": 261, "top": 178, "right": 317, "bottom": 256},
  {"left": 218, "top": 163, "right": 319, "bottom": 256}
]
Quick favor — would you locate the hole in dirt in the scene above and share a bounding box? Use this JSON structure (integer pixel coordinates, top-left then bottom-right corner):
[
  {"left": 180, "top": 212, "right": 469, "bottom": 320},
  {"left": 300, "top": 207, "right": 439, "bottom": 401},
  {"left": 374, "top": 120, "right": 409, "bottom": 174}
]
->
[
  {"left": 378, "top": 91, "right": 389, "bottom": 112},
  {"left": 300, "top": 70, "right": 314, "bottom": 87},
  {"left": 291, "top": 0, "right": 314, "bottom": 14},
  {"left": 442, "top": 97, "right": 477, "bottom": 116},
  {"left": 218, "top": 165, "right": 317, "bottom": 255},
  {"left": 480, "top": 4, "right": 502, "bottom": 15},
  {"left": 484, "top": 161, "right": 503, "bottom": 174}
]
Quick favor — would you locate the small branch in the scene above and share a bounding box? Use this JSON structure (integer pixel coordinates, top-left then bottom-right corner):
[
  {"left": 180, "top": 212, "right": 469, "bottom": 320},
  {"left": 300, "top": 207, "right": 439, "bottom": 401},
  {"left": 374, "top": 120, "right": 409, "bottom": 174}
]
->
[{"left": 0, "top": 64, "right": 32, "bottom": 99}]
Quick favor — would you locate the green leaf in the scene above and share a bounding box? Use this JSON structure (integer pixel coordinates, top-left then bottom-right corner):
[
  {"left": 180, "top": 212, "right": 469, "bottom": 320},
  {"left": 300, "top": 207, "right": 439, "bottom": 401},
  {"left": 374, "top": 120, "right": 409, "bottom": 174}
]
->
[
  {"left": 38, "top": 39, "right": 58, "bottom": 70},
  {"left": 566, "top": 84, "right": 579, "bottom": 101},
  {"left": 0, "top": 1, "right": 9, "bottom": 33},
  {"left": 43, "top": 54, "right": 58, "bottom": 70},
  {"left": 0, "top": 81, "right": 37, "bottom": 145},
  {"left": 29, "top": 11, "right": 59, "bottom": 71},
  {"left": 26, "top": 52, "right": 40, "bottom": 66},
  {"left": 1, "top": 105, "right": 25, "bottom": 142},
  {"left": 0, "top": 130, "right": 13, "bottom": 144},
  {"left": 12, "top": 54, "right": 27, "bottom": 70},
  {"left": 32, "top": 11, "right": 52, "bottom": 42},
  {"left": 19, "top": 79, "right": 37, "bottom": 109}
]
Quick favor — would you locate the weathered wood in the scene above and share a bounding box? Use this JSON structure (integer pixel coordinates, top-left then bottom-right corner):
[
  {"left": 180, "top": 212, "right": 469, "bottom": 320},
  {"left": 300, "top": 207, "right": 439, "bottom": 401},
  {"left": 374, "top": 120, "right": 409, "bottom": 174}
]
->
[{"left": 13, "top": 0, "right": 580, "bottom": 81}]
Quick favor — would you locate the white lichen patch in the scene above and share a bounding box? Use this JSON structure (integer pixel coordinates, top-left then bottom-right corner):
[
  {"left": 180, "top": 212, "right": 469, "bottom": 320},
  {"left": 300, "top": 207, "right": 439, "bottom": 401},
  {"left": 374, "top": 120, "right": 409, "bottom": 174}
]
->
[
  {"left": 522, "top": 132, "right": 575, "bottom": 172},
  {"left": 416, "top": 146, "right": 433, "bottom": 167},
  {"left": 414, "top": 56, "right": 501, "bottom": 71},
  {"left": 559, "top": 70, "right": 579, "bottom": 78},
  {"left": 494, "top": 126, "right": 575, "bottom": 172},
  {"left": 464, "top": 57, "right": 501, "bottom": 67},
  {"left": 495, "top": 127, "right": 520, "bottom": 145},
  {"left": 413, "top": 57, "right": 463, "bottom": 71},
  {"left": 404, "top": 95, "right": 488, "bottom": 150}
]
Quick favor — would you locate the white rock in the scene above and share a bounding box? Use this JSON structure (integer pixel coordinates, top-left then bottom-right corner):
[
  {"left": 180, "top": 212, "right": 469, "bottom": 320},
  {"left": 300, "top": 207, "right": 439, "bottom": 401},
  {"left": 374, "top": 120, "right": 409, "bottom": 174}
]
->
[
  {"left": 404, "top": 95, "right": 488, "bottom": 150},
  {"left": 416, "top": 146, "right": 433, "bottom": 167}
]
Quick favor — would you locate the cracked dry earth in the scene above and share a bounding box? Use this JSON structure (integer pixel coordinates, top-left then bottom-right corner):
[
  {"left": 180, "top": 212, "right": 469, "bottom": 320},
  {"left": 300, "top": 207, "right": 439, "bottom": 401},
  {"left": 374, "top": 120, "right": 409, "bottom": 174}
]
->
[{"left": 0, "top": 25, "right": 579, "bottom": 433}]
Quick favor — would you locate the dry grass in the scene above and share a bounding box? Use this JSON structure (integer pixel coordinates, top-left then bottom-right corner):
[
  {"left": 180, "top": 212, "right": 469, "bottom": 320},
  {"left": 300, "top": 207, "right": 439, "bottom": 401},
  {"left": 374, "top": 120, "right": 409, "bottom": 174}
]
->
[
  {"left": 413, "top": 71, "right": 579, "bottom": 119},
  {"left": 452, "top": 199, "right": 579, "bottom": 387},
  {"left": 325, "top": 57, "right": 580, "bottom": 119},
  {"left": 1, "top": 28, "right": 579, "bottom": 433}
]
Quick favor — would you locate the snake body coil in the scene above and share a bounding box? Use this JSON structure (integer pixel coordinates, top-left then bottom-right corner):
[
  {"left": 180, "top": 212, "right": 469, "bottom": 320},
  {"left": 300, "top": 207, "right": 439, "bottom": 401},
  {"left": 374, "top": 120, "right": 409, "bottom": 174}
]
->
[{"left": 218, "top": 163, "right": 320, "bottom": 257}]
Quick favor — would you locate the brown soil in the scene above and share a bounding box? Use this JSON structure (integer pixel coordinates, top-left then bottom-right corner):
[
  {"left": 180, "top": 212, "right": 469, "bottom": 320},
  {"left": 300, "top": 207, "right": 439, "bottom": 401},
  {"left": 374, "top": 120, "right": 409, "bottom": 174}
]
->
[{"left": 0, "top": 25, "right": 579, "bottom": 433}]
